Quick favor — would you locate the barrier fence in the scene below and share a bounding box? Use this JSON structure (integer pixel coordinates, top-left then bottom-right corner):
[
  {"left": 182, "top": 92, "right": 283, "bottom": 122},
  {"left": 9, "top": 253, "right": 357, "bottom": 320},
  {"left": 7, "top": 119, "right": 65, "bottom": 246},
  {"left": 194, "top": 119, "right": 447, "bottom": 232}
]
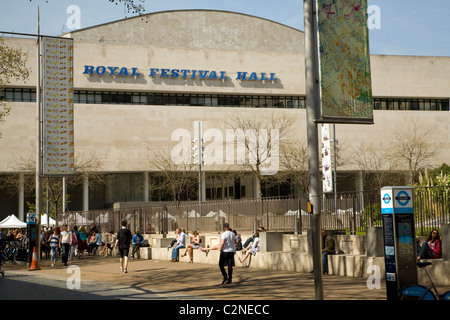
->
[{"left": 62, "top": 186, "right": 449, "bottom": 236}]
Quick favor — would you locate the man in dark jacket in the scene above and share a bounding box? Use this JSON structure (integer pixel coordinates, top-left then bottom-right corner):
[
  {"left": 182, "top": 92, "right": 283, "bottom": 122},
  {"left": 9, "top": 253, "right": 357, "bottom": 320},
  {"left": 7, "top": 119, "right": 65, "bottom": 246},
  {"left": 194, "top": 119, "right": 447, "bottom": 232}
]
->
[
  {"left": 114, "top": 220, "right": 132, "bottom": 273},
  {"left": 322, "top": 229, "right": 335, "bottom": 275}
]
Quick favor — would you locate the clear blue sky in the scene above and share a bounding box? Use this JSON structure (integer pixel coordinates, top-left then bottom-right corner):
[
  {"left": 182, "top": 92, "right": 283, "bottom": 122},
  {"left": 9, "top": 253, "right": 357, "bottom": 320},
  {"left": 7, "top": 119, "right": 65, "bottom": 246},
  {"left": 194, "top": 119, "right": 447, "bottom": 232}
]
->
[{"left": 0, "top": 0, "right": 449, "bottom": 56}]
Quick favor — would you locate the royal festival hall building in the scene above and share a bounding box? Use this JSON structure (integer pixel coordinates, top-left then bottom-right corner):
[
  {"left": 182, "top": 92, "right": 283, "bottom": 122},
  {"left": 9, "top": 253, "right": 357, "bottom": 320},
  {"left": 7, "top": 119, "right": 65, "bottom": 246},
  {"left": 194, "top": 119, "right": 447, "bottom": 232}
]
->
[{"left": 0, "top": 10, "right": 449, "bottom": 220}]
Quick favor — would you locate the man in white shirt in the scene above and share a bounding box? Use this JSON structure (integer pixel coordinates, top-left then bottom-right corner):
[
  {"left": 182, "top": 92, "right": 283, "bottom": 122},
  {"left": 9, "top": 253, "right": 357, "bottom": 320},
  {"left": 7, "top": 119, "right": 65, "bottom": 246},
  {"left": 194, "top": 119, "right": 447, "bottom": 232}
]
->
[
  {"left": 219, "top": 223, "right": 237, "bottom": 284},
  {"left": 171, "top": 228, "right": 186, "bottom": 262},
  {"left": 60, "top": 225, "right": 72, "bottom": 266}
]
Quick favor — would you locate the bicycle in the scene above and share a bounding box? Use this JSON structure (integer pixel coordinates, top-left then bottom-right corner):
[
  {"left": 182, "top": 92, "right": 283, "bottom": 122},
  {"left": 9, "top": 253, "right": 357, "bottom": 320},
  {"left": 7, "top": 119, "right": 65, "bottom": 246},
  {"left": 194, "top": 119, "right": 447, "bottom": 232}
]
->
[
  {"left": 399, "top": 261, "right": 450, "bottom": 300},
  {"left": 3, "top": 240, "right": 18, "bottom": 263}
]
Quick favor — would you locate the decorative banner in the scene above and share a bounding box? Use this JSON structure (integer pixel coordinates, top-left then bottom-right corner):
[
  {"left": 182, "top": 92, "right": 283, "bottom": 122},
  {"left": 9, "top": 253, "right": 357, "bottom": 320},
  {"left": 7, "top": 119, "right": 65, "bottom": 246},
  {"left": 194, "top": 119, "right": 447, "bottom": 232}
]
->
[
  {"left": 321, "top": 124, "right": 333, "bottom": 193},
  {"left": 42, "top": 37, "right": 75, "bottom": 176},
  {"left": 317, "top": 0, "right": 373, "bottom": 124}
]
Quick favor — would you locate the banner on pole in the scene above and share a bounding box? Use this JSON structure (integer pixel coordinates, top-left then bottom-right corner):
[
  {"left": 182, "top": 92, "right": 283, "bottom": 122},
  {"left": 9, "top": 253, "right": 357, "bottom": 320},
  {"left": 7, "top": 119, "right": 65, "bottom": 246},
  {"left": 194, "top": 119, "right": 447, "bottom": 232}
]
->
[
  {"left": 321, "top": 124, "right": 333, "bottom": 193},
  {"left": 42, "top": 37, "right": 74, "bottom": 176},
  {"left": 317, "top": 0, "right": 373, "bottom": 124}
]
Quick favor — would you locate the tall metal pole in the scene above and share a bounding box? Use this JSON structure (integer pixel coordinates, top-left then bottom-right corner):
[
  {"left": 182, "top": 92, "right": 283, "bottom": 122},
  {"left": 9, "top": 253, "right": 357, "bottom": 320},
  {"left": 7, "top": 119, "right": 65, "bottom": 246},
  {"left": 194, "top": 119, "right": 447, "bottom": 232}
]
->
[
  {"left": 62, "top": 177, "right": 66, "bottom": 214},
  {"left": 197, "top": 121, "right": 203, "bottom": 230},
  {"left": 333, "top": 124, "right": 337, "bottom": 212},
  {"left": 304, "top": 0, "right": 323, "bottom": 300},
  {"left": 35, "top": 6, "right": 42, "bottom": 270}
]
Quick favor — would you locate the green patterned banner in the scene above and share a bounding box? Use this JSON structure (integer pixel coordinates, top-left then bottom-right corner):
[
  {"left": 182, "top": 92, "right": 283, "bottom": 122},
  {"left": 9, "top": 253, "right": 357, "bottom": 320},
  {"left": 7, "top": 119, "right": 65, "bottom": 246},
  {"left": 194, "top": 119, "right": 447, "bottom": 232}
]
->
[{"left": 317, "top": 0, "right": 373, "bottom": 124}]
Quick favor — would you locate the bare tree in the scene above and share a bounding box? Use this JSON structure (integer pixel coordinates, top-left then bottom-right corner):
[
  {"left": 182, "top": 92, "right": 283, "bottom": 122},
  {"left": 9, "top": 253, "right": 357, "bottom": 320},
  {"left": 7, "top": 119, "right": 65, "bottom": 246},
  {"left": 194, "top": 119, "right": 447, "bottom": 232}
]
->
[
  {"left": 0, "top": 150, "right": 108, "bottom": 217},
  {"left": 390, "top": 122, "right": 440, "bottom": 184},
  {"left": 226, "top": 112, "right": 295, "bottom": 198},
  {"left": 147, "top": 148, "right": 197, "bottom": 202},
  {"left": 350, "top": 144, "right": 397, "bottom": 190},
  {"left": 276, "top": 139, "right": 309, "bottom": 195}
]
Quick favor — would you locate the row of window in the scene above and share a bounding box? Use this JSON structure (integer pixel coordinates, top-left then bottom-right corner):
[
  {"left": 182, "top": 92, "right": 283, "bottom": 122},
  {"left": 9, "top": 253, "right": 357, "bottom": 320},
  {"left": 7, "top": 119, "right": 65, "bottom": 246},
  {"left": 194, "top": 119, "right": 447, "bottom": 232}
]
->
[
  {"left": 373, "top": 98, "right": 449, "bottom": 111},
  {"left": 1, "top": 88, "right": 304, "bottom": 109},
  {"left": 75, "top": 91, "right": 305, "bottom": 108},
  {"left": 2, "top": 88, "right": 449, "bottom": 111}
]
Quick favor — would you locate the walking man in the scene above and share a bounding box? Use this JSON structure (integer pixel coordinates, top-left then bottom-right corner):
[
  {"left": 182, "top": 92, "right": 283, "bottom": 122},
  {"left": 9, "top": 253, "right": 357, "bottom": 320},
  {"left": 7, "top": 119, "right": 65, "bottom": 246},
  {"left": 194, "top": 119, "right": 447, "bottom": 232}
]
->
[
  {"left": 219, "top": 223, "right": 237, "bottom": 284},
  {"left": 114, "top": 220, "right": 132, "bottom": 273}
]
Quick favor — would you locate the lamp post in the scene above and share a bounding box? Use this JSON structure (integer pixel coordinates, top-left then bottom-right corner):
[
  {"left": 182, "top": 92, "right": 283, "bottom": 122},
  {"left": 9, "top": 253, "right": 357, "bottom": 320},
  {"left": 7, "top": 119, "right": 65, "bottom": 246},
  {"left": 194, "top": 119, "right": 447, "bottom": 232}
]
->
[
  {"left": 304, "top": 0, "right": 324, "bottom": 300},
  {"left": 192, "top": 121, "right": 205, "bottom": 230}
]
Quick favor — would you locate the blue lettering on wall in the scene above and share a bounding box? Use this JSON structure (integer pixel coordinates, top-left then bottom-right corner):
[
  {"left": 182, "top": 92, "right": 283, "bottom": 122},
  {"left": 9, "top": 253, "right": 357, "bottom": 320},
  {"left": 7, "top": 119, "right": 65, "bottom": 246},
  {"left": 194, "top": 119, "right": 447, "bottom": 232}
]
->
[
  {"left": 208, "top": 71, "right": 218, "bottom": 80},
  {"left": 160, "top": 69, "right": 170, "bottom": 77},
  {"left": 236, "top": 72, "right": 247, "bottom": 80},
  {"left": 96, "top": 66, "right": 106, "bottom": 75},
  {"left": 131, "top": 68, "right": 141, "bottom": 76},
  {"left": 84, "top": 65, "right": 94, "bottom": 74},
  {"left": 108, "top": 66, "right": 119, "bottom": 75},
  {"left": 149, "top": 68, "right": 159, "bottom": 77},
  {"left": 181, "top": 70, "right": 190, "bottom": 78},
  {"left": 248, "top": 72, "right": 258, "bottom": 81},
  {"left": 118, "top": 67, "right": 129, "bottom": 76},
  {"left": 83, "top": 65, "right": 278, "bottom": 82},
  {"left": 220, "top": 71, "right": 228, "bottom": 80},
  {"left": 198, "top": 71, "right": 208, "bottom": 79}
]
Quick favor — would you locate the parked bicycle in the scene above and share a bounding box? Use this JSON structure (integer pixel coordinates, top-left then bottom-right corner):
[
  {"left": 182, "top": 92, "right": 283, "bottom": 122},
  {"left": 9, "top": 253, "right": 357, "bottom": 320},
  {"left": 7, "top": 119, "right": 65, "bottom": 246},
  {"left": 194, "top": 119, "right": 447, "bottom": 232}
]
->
[
  {"left": 3, "top": 240, "right": 18, "bottom": 263},
  {"left": 399, "top": 262, "right": 450, "bottom": 300}
]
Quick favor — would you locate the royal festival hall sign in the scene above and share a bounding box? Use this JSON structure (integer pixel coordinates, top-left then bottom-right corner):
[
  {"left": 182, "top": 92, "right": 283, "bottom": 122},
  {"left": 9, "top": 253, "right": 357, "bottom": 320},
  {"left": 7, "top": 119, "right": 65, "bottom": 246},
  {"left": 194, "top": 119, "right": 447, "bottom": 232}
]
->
[{"left": 83, "top": 65, "right": 279, "bottom": 82}]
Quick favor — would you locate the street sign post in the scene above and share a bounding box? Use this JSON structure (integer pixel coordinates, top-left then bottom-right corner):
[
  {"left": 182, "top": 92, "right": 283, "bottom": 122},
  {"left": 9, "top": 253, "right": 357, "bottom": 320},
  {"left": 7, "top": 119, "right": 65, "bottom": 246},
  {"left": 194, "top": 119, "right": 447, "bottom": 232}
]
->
[{"left": 381, "top": 186, "right": 417, "bottom": 300}]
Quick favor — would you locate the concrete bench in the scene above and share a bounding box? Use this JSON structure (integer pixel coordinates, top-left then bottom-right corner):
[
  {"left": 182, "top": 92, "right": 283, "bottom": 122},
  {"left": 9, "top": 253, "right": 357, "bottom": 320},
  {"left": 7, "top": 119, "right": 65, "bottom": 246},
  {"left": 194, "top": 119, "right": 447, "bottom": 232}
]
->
[
  {"left": 327, "top": 254, "right": 450, "bottom": 286},
  {"left": 150, "top": 246, "right": 220, "bottom": 263},
  {"left": 327, "top": 254, "right": 384, "bottom": 278},
  {"left": 138, "top": 247, "right": 152, "bottom": 259},
  {"left": 417, "top": 259, "right": 449, "bottom": 286}
]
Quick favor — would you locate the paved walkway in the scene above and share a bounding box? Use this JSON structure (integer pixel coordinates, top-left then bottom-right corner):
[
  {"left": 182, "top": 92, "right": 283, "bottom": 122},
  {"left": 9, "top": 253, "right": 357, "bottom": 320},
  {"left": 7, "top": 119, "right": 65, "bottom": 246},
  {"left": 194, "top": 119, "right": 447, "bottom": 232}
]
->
[{"left": 2, "top": 255, "right": 388, "bottom": 300}]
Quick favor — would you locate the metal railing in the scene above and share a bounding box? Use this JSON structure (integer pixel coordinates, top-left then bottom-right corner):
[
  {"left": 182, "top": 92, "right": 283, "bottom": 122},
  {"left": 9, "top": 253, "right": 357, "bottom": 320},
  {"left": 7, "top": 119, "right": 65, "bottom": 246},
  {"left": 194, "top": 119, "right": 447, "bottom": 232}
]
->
[
  {"left": 61, "top": 186, "right": 449, "bottom": 236},
  {"left": 414, "top": 186, "right": 450, "bottom": 235}
]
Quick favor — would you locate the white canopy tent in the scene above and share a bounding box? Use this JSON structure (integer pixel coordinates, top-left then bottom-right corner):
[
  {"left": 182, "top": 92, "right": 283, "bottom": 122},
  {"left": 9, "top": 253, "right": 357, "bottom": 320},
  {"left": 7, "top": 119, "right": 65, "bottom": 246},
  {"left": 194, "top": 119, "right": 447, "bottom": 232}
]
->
[
  {"left": 0, "top": 214, "right": 27, "bottom": 229},
  {"left": 95, "top": 212, "right": 111, "bottom": 224},
  {"left": 41, "top": 214, "right": 56, "bottom": 227},
  {"left": 65, "top": 212, "right": 93, "bottom": 226}
]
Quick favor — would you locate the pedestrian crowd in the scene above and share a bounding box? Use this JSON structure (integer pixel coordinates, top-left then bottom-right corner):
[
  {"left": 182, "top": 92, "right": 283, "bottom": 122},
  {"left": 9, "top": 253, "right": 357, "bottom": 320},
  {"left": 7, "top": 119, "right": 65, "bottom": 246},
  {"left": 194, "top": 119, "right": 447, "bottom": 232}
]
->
[
  {"left": 166, "top": 224, "right": 264, "bottom": 284},
  {"left": 39, "top": 224, "right": 116, "bottom": 267},
  {"left": 11, "top": 219, "right": 437, "bottom": 287}
]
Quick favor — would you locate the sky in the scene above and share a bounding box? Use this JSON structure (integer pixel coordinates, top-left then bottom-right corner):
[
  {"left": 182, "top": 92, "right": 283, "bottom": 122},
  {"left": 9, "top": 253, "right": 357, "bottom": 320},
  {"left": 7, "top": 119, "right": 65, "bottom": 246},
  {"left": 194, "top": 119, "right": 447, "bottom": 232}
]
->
[{"left": 0, "top": 0, "right": 449, "bottom": 57}]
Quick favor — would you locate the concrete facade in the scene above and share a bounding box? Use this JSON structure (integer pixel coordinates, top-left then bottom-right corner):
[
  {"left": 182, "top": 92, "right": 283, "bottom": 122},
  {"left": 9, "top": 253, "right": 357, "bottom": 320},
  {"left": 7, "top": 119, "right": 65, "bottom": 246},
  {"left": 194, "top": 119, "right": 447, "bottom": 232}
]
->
[
  {"left": 131, "top": 229, "right": 450, "bottom": 286},
  {"left": 0, "top": 10, "right": 449, "bottom": 217}
]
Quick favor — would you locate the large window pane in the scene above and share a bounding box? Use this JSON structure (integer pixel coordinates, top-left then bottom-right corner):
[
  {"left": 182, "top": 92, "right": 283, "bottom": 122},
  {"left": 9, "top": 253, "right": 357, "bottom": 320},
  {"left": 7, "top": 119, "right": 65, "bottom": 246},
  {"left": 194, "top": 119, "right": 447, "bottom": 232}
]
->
[
  {"left": 13, "top": 90, "right": 22, "bottom": 101},
  {"left": 22, "top": 90, "right": 31, "bottom": 102}
]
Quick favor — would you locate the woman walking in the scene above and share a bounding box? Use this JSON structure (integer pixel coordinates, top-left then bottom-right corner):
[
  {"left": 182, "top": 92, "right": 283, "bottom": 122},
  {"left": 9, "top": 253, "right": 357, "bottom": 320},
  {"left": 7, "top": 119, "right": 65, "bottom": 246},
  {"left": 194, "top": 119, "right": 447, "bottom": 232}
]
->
[
  {"left": 76, "top": 226, "right": 88, "bottom": 259},
  {"left": 69, "top": 226, "right": 78, "bottom": 260},
  {"left": 49, "top": 228, "right": 60, "bottom": 267}
]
